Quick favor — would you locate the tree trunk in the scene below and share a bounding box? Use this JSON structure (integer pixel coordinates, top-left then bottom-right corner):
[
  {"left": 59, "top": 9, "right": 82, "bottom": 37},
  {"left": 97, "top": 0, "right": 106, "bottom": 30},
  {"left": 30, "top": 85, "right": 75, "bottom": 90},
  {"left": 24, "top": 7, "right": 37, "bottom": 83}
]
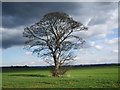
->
[
  {"left": 52, "top": 53, "right": 60, "bottom": 77},
  {"left": 52, "top": 63, "right": 60, "bottom": 77}
]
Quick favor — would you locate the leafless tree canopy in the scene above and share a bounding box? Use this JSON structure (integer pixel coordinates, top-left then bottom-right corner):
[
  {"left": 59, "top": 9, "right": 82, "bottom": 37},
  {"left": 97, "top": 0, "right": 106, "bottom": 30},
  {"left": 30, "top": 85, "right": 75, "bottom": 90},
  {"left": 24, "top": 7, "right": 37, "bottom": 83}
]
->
[{"left": 23, "top": 12, "right": 87, "bottom": 76}]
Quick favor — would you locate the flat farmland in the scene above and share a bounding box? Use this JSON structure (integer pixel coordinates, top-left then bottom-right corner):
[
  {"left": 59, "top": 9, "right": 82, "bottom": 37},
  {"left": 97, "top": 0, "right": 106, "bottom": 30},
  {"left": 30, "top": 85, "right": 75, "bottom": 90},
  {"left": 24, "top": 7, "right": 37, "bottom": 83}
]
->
[{"left": 2, "top": 65, "right": 120, "bottom": 88}]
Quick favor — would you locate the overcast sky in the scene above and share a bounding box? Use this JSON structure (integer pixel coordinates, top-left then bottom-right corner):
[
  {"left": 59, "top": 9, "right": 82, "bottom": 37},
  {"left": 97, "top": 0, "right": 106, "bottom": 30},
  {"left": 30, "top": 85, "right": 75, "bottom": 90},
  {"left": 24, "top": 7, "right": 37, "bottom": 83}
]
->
[{"left": 1, "top": 2, "right": 118, "bottom": 66}]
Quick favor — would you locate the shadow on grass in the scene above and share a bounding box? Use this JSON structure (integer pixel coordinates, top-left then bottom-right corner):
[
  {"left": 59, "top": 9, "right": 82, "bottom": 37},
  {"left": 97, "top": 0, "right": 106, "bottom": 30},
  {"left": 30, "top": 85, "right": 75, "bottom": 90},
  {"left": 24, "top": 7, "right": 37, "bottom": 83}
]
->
[{"left": 8, "top": 74, "right": 49, "bottom": 77}]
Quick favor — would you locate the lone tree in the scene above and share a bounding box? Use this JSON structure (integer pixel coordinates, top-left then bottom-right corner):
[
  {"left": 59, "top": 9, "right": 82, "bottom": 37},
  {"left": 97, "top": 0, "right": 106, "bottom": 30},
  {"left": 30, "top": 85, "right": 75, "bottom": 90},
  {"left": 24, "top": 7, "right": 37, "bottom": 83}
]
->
[{"left": 23, "top": 12, "right": 87, "bottom": 77}]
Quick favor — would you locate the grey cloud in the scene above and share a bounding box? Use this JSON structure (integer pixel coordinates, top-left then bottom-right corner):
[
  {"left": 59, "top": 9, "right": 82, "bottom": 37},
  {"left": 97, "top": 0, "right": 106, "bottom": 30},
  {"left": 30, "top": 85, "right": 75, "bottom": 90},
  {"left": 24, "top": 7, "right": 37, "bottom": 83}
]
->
[
  {"left": 1, "top": 27, "right": 25, "bottom": 49},
  {"left": 3, "top": 2, "right": 116, "bottom": 28},
  {"left": 2, "top": 36, "right": 25, "bottom": 49},
  {"left": 2, "top": 2, "right": 117, "bottom": 49},
  {"left": 71, "top": 2, "right": 117, "bottom": 26},
  {"left": 88, "top": 15, "right": 108, "bottom": 26},
  {"left": 2, "top": 2, "right": 83, "bottom": 49},
  {"left": 2, "top": 2, "right": 81, "bottom": 28}
]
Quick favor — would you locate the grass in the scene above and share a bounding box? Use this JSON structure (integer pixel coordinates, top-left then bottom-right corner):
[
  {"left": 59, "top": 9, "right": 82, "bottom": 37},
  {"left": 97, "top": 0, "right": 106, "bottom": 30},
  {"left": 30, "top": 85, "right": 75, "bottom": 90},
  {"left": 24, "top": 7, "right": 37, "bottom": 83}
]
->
[{"left": 2, "top": 65, "right": 120, "bottom": 88}]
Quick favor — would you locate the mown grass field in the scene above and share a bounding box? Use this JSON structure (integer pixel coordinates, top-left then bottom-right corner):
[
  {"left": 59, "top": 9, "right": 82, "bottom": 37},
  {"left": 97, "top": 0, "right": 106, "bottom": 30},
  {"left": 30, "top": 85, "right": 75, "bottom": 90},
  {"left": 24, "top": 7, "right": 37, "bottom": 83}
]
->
[{"left": 2, "top": 65, "right": 120, "bottom": 88}]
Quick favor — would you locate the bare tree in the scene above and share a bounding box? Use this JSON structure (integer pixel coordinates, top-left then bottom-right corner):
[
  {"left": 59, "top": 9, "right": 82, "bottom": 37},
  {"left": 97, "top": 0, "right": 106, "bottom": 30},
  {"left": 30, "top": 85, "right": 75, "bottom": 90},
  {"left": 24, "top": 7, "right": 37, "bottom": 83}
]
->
[{"left": 23, "top": 12, "right": 88, "bottom": 77}]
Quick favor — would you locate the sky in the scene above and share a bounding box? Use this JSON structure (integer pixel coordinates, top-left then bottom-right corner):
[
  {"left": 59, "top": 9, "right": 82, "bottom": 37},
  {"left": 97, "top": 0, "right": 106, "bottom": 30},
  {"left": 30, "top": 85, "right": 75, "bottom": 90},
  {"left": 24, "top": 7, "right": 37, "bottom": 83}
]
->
[{"left": 1, "top": 2, "right": 119, "bottom": 66}]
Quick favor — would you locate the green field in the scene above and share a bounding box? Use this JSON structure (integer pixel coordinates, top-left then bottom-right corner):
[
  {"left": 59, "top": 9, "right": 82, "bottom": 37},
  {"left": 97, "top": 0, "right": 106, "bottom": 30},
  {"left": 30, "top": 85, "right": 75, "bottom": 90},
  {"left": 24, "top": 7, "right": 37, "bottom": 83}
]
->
[{"left": 2, "top": 65, "right": 120, "bottom": 88}]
